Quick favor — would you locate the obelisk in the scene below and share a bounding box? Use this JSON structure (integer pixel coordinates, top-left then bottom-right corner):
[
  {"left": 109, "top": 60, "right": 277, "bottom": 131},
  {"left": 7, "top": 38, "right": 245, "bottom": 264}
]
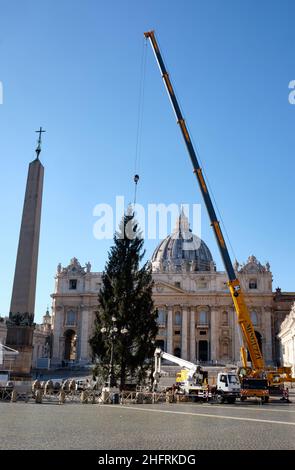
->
[{"left": 6, "top": 128, "right": 45, "bottom": 376}]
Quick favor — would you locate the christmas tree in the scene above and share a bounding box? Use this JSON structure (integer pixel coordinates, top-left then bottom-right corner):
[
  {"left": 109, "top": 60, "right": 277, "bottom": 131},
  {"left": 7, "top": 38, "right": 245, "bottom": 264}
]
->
[{"left": 90, "top": 212, "right": 158, "bottom": 389}]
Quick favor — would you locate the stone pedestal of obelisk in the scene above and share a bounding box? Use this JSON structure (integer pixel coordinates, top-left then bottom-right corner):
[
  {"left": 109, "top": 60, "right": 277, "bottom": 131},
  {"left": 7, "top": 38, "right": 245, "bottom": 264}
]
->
[{"left": 6, "top": 134, "right": 44, "bottom": 377}]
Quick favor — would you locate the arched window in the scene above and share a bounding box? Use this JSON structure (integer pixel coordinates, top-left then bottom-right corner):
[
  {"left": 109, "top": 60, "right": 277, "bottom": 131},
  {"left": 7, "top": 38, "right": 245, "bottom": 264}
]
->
[
  {"left": 66, "top": 310, "right": 76, "bottom": 326},
  {"left": 175, "top": 312, "right": 181, "bottom": 325},
  {"left": 222, "top": 343, "right": 229, "bottom": 357},
  {"left": 249, "top": 279, "right": 257, "bottom": 289},
  {"left": 251, "top": 311, "right": 258, "bottom": 326},
  {"left": 64, "top": 329, "right": 77, "bottom": 361},
  {"left": 174, "top": 347, "right": 181, "bottom": 358},
  {"left": 198, "top": 340, "right": 208, "bottom": 361},
  {"left": 222, "top": 311, "right": 228, "bottom": 325},
  {"left": 157, "top": 309, "right": 166, "bottom": 326},
  {"left": 199, "top": 311, "right": 207, "bottom": 325}
]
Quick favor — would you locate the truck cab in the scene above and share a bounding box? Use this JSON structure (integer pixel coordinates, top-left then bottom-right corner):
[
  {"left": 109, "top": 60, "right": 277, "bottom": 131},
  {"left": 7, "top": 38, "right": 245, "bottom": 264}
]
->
[{"left": 215, "top": 372, "right": 241, "bottom": 403}]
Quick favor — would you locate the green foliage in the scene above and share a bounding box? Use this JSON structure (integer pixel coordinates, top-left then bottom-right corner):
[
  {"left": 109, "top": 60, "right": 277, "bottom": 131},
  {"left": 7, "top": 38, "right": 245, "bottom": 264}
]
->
[{"left": 89, "top": 213, "right": 158, "bottom": 389}]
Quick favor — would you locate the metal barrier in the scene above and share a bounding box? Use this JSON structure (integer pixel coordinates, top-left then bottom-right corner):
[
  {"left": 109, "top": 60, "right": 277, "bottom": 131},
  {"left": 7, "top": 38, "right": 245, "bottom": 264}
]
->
[
  {"left": 0, "top": 387, "right": 215, "bottom": 405},
  {"left": 0, "top": 387, "right": 13, "bottom": 401}
]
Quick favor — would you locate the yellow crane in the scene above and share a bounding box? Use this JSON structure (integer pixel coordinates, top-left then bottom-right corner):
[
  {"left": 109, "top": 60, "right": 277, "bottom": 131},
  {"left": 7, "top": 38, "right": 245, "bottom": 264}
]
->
[{"left": 144, "top": 30, "right": 294, "bottom": 396}]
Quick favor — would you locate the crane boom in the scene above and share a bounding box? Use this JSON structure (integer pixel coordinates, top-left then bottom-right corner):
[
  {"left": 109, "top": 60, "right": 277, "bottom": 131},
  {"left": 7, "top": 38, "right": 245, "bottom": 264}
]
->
[
  {"left": 156, "top": 349, "right": 197, "bottom": 377},
  {"left": 144, "top": 30, "right": 264, "bottom": 371}
]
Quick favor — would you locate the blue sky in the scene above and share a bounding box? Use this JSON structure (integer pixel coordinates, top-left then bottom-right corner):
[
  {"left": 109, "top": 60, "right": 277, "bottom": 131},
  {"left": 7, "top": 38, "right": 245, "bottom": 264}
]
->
[{"left": 0, "top": 0, "right": 294, "bottom": 322}]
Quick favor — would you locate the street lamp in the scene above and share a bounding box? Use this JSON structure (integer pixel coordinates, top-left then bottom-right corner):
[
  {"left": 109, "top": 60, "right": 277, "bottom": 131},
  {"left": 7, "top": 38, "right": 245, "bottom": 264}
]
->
[{"left": 101, "top": 316, "right": 128, "bottom": 390}]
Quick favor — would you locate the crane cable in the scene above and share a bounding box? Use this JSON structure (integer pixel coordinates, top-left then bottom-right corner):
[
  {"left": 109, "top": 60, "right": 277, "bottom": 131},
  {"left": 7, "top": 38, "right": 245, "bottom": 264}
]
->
[
  {"left": 133, "top": 37, "right": 148, "bottom": 207},
  {"left": 136, "top": 35, "right": 236, "bottom": 265}
]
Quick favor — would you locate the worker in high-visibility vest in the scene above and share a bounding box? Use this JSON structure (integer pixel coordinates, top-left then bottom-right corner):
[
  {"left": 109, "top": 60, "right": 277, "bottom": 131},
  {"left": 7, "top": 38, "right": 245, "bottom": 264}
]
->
[{"left": 204, "top": 385, "right": 209, "bottom": 402}]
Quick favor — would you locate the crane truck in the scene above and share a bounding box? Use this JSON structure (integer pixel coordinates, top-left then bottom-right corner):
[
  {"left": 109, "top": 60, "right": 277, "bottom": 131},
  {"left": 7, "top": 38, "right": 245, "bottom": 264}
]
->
[
  {"left": 153, "top": 348, "right": 241, "bottom": 403},
  {"left": 144, "top": 30, "right": 293, "bottom": 402}
]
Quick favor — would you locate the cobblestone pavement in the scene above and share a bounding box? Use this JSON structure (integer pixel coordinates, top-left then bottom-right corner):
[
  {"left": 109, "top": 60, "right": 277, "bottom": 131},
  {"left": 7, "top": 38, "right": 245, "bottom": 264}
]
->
[{"left": 0, "top": 400, "right": 294, "bottom": 450}]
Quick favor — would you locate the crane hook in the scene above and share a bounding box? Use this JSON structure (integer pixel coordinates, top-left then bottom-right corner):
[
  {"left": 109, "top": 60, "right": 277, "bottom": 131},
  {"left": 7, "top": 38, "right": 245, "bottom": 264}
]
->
[{"left": 133, "top": 174, "right": 140, "bottom": 207}]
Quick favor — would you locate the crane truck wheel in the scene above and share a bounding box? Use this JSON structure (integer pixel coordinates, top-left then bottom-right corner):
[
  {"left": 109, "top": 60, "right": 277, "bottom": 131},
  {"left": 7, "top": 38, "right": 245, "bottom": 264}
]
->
[
  {"left": 261, "top": 396, "right": 269, "bottom": 404},
  {"left": 240, "top": 396, "right": 247, "bottom": 402},
  {"left": 217, "top": 395, "right": 225, "bottom": 404},
  {"left": 227, "top": 397, "right": 236, "bottom": 404}
]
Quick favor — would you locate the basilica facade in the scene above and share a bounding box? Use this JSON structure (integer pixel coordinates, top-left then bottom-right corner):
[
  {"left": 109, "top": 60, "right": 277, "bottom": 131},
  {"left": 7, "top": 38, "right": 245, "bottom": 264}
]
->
[
  {"left": 278, "top": 303, "right": 295, "bottom": 376},
  {"left": 50, "top": 214, "right": 289, "bottom": 367}
]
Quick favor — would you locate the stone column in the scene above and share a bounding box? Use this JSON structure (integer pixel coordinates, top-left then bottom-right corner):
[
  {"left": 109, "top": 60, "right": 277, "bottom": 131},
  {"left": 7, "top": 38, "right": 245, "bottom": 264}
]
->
[
  {"left": 231, "top": 307, "right": 242, "bottom": 363},
  {"left": 262, "top": 308, "right": 273, "bottom": 364},
  {"left": 80, "top": 306, "right": 89, "bottom": 363},
  {"left": 210, "top": 308, "right": 218, "bottom": 362},
  {"left": 167, "top": 308, "right": 173, "bottom": 354},
  {"left": 52, "top": 307, "right": 63, "bottom": 363},
  {"left": 59, "top": 336, "right": 65, "bottom": 362},
  {"left": 292, "top": 336, "right": 295, "bottom": 377},
  {"left": 181, "top": 308, "right": 188, "bottom": 360},
  {"left": 190, "top": 308, "right": 196, "bottom": 362}
]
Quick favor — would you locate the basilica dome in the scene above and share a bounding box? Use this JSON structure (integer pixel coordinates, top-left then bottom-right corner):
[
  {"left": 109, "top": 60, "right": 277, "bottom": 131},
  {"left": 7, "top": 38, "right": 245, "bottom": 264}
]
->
[{"left": 151, "top": 212, "right": 214, "bottom": 273}]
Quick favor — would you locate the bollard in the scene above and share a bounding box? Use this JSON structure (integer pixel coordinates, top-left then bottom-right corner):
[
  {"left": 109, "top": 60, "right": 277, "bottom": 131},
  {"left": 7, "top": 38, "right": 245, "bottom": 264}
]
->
[
  {"left": 35, "top": 389, "right": 43, "bottom": 404},
  {"left": 11, "top": 390, "right": 17, "bottom": 403},
  {"left": 101, "top": 389, "right": 108, "bottom": 404},
  {"left": 80, "top": 390, "right": 88, "bottom": 404},
  {"left": 59, "top": 390, "right": 66, "bottom": 404},
  {"left": 136, "top": 392, "right": 143, "bottom": 404},
  {"left": 166, "top": 391, "right": 173, "bottom": 403},
  {"left": 111, "top": 392, "right": 119, "bottom": 404}
]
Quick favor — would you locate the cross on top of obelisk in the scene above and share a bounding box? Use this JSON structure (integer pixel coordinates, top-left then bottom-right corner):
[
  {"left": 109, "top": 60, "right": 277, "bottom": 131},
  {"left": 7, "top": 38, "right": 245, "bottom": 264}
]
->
[{"left": 35, "top": 126, "right": 46, "bottom": 159}]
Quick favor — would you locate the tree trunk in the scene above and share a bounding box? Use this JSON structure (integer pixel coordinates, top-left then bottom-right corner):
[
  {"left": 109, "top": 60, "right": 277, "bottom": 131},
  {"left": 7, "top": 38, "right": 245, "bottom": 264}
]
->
[{"left": 120, "top": 360, "right": 126, "bottom": 391}]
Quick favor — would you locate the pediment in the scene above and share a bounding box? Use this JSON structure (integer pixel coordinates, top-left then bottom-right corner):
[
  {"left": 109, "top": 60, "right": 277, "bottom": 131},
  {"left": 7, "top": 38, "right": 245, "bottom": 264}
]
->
[
  {"left": 238, "top": 255, "right": 268, "bottom": 274},
  {"left": 58, "top": 257, "right": 86, "bottom": 277},
  {"left": 154, "top": 281, "right": 186, "bottom": 294}
]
